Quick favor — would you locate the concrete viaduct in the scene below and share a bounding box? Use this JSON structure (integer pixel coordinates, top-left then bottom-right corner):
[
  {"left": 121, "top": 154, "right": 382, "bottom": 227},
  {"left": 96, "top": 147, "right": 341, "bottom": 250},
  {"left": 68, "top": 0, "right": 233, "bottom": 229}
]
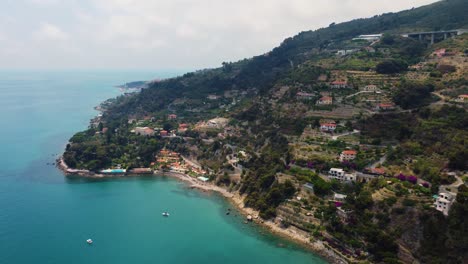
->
[{"left": 401, "top": 29, "right": 467, "bottom": 45}]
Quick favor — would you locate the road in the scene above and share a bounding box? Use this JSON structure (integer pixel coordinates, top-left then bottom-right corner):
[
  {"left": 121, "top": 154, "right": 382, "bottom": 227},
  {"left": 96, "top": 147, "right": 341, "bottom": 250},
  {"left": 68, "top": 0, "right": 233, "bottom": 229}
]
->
[{"left": 331, "top": 129, "right": 360, "bottom": 140}]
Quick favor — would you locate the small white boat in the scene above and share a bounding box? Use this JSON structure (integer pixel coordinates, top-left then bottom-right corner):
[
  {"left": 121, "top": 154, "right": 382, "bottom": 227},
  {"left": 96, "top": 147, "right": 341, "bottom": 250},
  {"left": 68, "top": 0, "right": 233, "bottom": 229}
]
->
[
  {"left": 162, "top": 212, "right": 170, "bottom": 217},
  {"left": 86, "top": 239, "right": 93, "bottom": 244}
]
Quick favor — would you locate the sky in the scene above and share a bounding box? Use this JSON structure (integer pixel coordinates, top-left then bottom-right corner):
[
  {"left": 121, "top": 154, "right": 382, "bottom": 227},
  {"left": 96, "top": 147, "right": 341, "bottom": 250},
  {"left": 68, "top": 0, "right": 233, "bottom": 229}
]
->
[{"left": 0, "top": 0, "right": 438, "bottom": 70}]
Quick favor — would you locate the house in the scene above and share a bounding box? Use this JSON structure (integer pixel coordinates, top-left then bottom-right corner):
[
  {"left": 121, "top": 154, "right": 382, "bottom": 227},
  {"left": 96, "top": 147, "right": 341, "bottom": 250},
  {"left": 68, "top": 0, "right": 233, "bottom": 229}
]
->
[
  {"left": 160, "top": 130, "right": 168, "bottom": 137},
  {"left": 178, "top": 123, "right": 189, "bottom": 132},
  {"left": 329, "top": 168, "right": 345, "bottom": 178},
  {"left": 296, "top": 92, "right": 314, "bottom": 100},
  {"left": 168, "top": 114, "right": 177, "bottom": 120},
  {"left": 361, "top": 84, "right": 378, "bottom": 92},
  {"left": 340, "top": 150, "right": 357, "bottom": 162},
  {"left": 336, "top": 49, "right": 358, "bottom": 56},
  {"left": 320, "top": 123, "right": 336, "bottom": 132},
  {"left": 330, "top": 81, "right": 348, "bottom": 89},
  {"left": 375, "top": 103, "right": 396, "bottom": 111},
  {"left": 329, "top": 168, "right": 356, "bottom": 182},
  {"left": 457, "top": 94, "right": 468, "bottom": 102},
  {"left": 134, "top": 127, "right": 155, "bottom": 136},
  {"left": 333, "top": 193, "right": 347, "bottom": 202},
  {"left": 207, "top": 94, "right": 221, "bottom": 100},
  {"left": 434, "top": 192, "right": 455, "bottom": 216},
  {"left": 303, "top": 183, "right": 315, "bottom": 194},
  {"left": 317, "top": 96, "right": 333, "bottom": 105}
]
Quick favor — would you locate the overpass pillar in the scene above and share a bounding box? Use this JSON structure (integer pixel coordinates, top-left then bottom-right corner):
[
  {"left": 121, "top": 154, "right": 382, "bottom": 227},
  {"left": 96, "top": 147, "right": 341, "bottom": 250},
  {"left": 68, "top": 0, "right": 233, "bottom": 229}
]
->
[{"left": 430, "top": 33, "right": 435, "bottom": 45}]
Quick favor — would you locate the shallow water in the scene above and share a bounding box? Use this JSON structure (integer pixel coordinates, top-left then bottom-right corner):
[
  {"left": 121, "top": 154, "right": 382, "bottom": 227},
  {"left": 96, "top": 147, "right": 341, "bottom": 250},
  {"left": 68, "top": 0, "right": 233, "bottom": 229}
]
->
[{"left": 0, "top": 70, "right": 327, "bottom": 264}]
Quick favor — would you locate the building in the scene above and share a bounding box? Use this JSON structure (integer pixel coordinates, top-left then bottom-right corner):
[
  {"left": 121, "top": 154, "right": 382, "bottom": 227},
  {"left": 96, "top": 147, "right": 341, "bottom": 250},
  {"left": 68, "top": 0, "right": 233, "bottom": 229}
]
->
[
  {"left": 178, "top": 123, "right": 189, "bottom": 132},
  {"left": 375, "top": 103, "right": 396, "bottom": 111},
  {"left": 329, "top": 168, "right": 356, "bottom": 182},
  {"left": 207, "top": 94, "right": 221, "bottom": 100},
  {"left": 303, "top": 183, "right": 315, "bottom": 194},
  {"left": 329, "top": 168, "right": 345, "bottom": 178},
  {"left": 340, "top": 150, "right": 357, "bottom": 162},
  {"left": 168, "top": 114, "right": 177, "bottom": 120},
  {"left": 434, "top": 192, "right": 455, "bottom": 216},
  {"left": 134, "top": 127, "right": 155, "bottom": 136},
  {"left": 320, "top": 123, "right": 336, "bottom": 132},
  {"left": 336, "top": 49, "right": 358, "bottom": 56},
  {"left": 296, "top": 92, "right": 314, "bottom": 100},
  {"left": 160, "top": 130, "right": 168, "bottom": 137},
  {"left": 317, "top": 96, "right": 333, "bottom": 105},
  {"left": 128, "top": 168, "right": 153, "bottom": 174},
  {"left": 456, "top": 94, "right": 468, "bottom": 102},
  {"left": 333, "top": 193, "right": 347, "bottom": 202},
  {"left": 361, "top": 84, "right": 378, "bottom": 92},
  {"left": 330, "top": 81, "right": 348, "bottom": 89},
  {"left": 352, "top": 34, "right": 382, "bottom": 41}
]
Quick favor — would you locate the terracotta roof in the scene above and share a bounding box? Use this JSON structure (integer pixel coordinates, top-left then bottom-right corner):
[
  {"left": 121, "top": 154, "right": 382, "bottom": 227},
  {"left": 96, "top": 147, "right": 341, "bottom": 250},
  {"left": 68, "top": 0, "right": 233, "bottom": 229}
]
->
[
  {"left": 342, "top": 150, "right": 357, "bottom": 155},
  {"left": 331, "top": 81, "right": 347, "bottom": 85},
  {"left": 321, "top": 123, "right": 336, "bottom": 127},
  {"left": 320, "top": 96, "right": 333, "bottom": 101}
]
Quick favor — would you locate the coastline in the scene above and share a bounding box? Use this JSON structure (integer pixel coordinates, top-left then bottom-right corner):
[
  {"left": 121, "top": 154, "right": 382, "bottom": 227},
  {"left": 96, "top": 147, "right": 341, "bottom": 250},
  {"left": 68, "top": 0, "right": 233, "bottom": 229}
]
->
[{"left": 57, "top": 157, "right": 347, "bottom": 264}]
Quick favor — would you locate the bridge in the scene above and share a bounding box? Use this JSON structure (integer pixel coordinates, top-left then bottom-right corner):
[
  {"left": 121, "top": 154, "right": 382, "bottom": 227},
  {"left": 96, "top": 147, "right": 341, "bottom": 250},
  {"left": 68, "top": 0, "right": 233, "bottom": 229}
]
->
[{"left": 401, "top": 29, "right": 467, "bottom": 45}]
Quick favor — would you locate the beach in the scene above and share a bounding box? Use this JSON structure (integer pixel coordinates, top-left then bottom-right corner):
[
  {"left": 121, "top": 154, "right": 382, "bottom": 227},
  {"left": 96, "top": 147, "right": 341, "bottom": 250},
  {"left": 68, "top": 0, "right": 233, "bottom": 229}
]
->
[{"left": 58, "top": 157, "right": 346, "bottom": 264}]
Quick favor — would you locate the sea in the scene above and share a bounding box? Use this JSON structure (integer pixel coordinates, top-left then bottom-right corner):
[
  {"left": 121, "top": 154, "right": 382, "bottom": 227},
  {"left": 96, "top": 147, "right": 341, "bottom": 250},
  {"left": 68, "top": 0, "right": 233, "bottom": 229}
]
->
[{"left": 0, "top": 70, "right": 327, "bottom": 264}]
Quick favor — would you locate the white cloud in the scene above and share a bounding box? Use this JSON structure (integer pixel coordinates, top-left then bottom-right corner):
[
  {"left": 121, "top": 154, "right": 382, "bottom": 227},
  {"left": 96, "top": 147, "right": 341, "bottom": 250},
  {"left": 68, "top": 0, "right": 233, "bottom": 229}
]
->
[
  {"left": 0, "top": 0, "right": 438, "bottom": 69},
  {"left": 34, "top": 22, "right": 69, "bottom": 41}
]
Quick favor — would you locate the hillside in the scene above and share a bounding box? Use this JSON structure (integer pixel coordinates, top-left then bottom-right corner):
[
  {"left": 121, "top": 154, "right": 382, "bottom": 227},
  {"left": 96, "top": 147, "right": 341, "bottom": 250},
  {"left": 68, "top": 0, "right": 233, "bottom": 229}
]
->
[{"left": 62, "top": 1, "right": 468, "bottom": 263}]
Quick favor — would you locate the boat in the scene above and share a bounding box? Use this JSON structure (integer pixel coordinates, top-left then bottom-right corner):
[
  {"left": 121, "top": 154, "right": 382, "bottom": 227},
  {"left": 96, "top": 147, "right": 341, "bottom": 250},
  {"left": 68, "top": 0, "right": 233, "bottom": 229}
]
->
[
  {"left": 162, "top": 212, "right": 170, "bottom": 217},
  {"left": 86, "top": 239, "right": 93, "bottom": 244}
]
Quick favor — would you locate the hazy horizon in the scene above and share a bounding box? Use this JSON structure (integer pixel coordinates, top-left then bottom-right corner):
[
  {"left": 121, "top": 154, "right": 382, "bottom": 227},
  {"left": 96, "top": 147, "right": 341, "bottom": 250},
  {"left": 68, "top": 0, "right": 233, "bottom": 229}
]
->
[{"left": 1, "top": 0, "right": 437, "bottom": 70}]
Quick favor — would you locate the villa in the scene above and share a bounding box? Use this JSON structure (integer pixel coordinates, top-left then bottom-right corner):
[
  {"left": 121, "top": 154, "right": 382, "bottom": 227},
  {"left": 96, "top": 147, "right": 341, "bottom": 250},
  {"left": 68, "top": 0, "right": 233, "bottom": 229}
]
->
[
  {"left": 340, "top": 150, "right": 357, "bottom": 162},
  {"left": 134, "top": 127, "right": 155, "bottom": 136},
  {"left": 320, "top": 122, "right": 336, "bottom": 132},
  {"left": 434, "top": 192, "right": 455, "bottom": 216},
  {"left": 329, "top": 168, "right": 356, "bottom": 182},
  {"left": 330, "top": 81, "right": 348, "bottom": 89},
  {"left": 317, "top": 96, "right": 333, "bottom": 105}
]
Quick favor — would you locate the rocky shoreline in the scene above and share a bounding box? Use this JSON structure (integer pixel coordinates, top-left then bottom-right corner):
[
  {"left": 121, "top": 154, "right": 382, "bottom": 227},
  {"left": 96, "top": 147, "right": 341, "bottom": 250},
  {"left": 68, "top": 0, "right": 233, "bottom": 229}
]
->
[{"left": 57, "top": 157, "right": 347, "bottom": 264}]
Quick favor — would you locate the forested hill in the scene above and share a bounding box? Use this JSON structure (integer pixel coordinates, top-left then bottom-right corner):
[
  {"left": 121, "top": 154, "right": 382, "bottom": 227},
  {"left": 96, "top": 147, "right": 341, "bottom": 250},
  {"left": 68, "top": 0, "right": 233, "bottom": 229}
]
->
[{"left": 103, "top": 0, "right": 467, "bottom": 121}]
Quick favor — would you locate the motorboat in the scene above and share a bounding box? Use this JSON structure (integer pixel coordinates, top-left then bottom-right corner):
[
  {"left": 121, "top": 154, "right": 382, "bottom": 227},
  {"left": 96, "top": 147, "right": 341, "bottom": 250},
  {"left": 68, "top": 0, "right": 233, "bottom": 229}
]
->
[
  {"left": 86, "top": 239, "right": 93, "bottom": 244},
  {"left": 162, "top": 212, "right": 170, "bottom": 217}
]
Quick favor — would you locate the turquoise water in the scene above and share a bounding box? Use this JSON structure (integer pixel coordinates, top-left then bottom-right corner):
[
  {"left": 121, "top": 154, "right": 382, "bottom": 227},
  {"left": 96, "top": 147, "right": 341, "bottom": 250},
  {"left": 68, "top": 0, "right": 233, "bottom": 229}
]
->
[{"left": 0, "top": 71, "right": 326, "bottom": 264}]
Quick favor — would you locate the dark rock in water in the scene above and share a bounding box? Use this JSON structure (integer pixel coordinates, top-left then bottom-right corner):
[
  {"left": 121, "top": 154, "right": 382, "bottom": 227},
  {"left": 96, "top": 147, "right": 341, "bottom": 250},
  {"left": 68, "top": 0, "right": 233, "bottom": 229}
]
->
[{"left": 226, "top": 212, "right": 230, "bottom": 215}]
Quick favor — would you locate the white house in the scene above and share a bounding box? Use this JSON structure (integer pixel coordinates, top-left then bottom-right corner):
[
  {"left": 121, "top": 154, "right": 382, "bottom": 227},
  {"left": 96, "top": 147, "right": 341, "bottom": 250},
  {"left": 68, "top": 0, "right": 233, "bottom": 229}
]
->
[
  {"left": 434, "top": 192, "right": 455, "bottom": 216},
  {"left": 329, "top": 168, "right": 356, "bottom": 182},
  {"left": 320, "top": 123, "right": 336, "bottom": 132}
]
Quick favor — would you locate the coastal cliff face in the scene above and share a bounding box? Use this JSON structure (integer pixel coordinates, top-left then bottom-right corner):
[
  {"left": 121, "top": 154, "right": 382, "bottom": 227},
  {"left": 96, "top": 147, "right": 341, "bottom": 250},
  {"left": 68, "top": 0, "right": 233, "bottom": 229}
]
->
[{"left": 62, "top": 0, "right": 468, "bottom": 263}]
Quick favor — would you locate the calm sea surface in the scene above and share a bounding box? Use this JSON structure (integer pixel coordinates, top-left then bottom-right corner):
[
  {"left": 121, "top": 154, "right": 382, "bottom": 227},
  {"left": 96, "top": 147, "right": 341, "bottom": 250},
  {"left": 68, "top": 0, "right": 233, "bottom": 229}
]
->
[{"left": 0, "top": 70, "right": 327, "bottom": 264}]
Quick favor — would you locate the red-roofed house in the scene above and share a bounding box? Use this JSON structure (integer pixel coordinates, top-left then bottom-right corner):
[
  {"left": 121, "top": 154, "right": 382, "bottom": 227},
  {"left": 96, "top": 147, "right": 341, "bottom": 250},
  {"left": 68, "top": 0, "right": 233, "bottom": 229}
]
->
[
  {"left": 160, "top": 130, "right": 168, "bottom": 137},
  {"left": 375, "top": 103, "right": 396, "bottom": 111},
  {"left": 320, "top": 123, "right": 336, "bottom": 132},
  {"left": 330, "top": 81, "right": 348, "bottom": 89},
  {"left": 317, "top": 96, "right": 333, "bottom": 105},
  {"left": 178, "top": 123, "right": 189, "bottom": 132},
  {"left": 340, "top": 150, "right": 357, "bottom": 162},
  {"left": 168, "top": 114, "right": 177, "bottom": 120}
]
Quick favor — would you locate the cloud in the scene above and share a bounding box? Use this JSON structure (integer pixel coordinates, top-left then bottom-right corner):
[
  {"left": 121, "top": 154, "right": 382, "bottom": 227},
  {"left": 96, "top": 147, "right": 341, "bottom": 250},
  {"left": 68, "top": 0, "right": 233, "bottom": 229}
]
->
[
  {"left": 0, "top": 0, "right": 438, "bottom": 69},
  {"left": 34, "top": 22, "right": 68, "bottom": 41}
]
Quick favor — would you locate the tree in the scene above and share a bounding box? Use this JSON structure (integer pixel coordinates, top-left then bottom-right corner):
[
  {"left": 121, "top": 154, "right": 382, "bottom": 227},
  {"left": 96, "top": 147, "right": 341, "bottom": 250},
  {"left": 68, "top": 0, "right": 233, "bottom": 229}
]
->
[{"left": 376, "top": 59, "right": 408, "bottom": 74}]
